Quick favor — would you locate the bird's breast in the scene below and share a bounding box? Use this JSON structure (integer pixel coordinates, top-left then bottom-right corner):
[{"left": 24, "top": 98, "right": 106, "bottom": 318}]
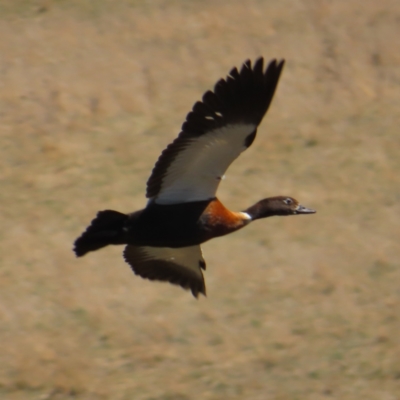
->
[{"left": 198, "top": 198, "right": 251, "bottom": 240}]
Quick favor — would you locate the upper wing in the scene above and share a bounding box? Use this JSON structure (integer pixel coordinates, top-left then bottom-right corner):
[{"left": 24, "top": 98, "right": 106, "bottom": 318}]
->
[
  {"left": 123, "top": 244, "right": 206, "bottom": 298},
  {"left": 146, "top": 58, "right": 285, "bottom": 205}
]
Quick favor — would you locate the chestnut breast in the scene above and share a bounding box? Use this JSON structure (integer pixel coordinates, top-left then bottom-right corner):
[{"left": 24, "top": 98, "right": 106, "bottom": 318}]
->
[{"left": 198, "top": 198, "right": 251, "bottom": 241}]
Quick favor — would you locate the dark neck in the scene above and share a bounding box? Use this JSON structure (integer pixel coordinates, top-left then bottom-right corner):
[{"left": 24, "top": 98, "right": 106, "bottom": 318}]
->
[{"left": 244, "top": 197, "right": 288, "bottom": 220}]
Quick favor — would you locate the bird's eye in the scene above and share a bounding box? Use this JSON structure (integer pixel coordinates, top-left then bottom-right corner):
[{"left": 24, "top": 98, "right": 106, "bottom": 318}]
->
[{"left": 283, "top": 198, "right": 293, "bottom": 205}]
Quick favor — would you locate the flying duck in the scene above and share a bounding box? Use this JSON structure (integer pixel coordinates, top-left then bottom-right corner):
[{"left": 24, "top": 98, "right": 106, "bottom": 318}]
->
[{"left": 74, "top": 57, "right": 316, "bottom": 298}]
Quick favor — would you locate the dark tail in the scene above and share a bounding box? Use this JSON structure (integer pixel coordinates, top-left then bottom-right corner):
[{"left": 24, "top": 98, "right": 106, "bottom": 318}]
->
[{"left": 74, "top": 210, "right": 129, "bottom": 257}]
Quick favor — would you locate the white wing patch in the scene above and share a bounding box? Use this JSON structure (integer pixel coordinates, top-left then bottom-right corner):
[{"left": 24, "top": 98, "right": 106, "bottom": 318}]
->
[{"left": 153, "top": 123, "right": 256, "bottom": 204}]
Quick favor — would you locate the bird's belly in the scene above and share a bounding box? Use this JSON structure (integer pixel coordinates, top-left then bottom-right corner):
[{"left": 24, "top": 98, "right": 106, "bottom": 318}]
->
[
  {"left": 126, "top": 221, "right": 206, "bottom": 248},
  {"left": 125, "top": 203, "right": 210, "bottom": 248},
  {"left": 123, "top": 199, "right": 248, "bottom": 248}
]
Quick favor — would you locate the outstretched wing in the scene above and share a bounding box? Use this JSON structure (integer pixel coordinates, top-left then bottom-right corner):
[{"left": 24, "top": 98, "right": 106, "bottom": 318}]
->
[
  {"left": 146, "top": 57, "right": 285, "bottom": 205},
  {"left": 123, "top": 244, "right": 206, "bottom": 298}
]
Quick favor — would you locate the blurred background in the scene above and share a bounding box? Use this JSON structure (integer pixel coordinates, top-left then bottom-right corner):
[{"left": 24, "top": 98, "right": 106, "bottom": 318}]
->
[{"left": 1, "top": 1, "right": 400, "bottom": 399}]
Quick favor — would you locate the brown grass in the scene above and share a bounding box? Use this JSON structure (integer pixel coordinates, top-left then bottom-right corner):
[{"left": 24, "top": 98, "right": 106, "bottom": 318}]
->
[{"left": 1, "top": 0, "right": 400, "bottom": 399}]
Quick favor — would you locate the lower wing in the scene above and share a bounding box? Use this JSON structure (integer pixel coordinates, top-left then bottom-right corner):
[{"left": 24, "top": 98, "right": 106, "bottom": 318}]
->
[{"left": 123, "top": 244, "right": 206, "bottom": 298}]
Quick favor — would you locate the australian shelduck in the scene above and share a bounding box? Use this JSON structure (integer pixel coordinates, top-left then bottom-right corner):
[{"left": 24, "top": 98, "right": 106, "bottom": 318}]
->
[{"left": 74, "top": 57, "right": 316, "bottom": 298}]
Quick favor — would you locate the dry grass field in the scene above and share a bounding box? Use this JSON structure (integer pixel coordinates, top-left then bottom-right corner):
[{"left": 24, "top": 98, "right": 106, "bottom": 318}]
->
[{"left": 1, "top": 0, "right": 400, "bottom": 399}]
